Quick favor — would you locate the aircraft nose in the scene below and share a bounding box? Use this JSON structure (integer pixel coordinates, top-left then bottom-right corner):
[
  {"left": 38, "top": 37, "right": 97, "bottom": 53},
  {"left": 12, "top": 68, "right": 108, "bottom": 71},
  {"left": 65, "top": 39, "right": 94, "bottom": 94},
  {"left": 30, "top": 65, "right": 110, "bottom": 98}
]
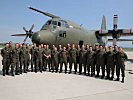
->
[{"left": 32, "top": 32, "right": 40, "bottom": 43}]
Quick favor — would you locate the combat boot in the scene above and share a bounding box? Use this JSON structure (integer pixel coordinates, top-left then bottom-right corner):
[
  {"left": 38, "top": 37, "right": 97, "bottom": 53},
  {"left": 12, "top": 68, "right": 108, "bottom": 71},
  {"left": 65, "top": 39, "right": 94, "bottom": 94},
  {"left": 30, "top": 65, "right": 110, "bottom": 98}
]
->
[
  {"left": 3, "top": 72, "right": 5, "bottom": 76},
  {"left": 121, "top": 77, "right": 124, "bottom": 83},
  {"left": 115, "top": 77, "right": 120, "bottom": 81}
]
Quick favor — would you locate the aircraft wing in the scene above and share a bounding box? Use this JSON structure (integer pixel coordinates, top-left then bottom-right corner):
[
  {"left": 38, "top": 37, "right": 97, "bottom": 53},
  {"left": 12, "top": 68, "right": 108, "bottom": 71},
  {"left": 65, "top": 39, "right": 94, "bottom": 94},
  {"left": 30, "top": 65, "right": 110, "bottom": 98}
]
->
[
  {"left": 97, "top": 29, "right": 133, "bottom": 37},
  {"left": 28, "top": 7, "right": 60, "bottom": 18}
]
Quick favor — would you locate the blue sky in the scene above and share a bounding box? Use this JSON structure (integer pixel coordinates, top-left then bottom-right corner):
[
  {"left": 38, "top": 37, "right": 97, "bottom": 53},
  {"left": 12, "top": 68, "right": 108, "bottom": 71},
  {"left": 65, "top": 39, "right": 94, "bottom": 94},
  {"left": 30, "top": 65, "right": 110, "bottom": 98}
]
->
[{"left": 0, "top": 0, "right": 133, "bottom": 47}]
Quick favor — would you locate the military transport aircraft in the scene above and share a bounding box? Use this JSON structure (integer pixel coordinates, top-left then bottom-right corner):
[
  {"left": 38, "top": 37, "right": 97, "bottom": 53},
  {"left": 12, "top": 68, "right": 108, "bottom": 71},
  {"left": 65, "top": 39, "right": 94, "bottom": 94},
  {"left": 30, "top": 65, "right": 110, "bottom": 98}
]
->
[{"left": 12, "top": 7, "right": 133, "bottom": 47}]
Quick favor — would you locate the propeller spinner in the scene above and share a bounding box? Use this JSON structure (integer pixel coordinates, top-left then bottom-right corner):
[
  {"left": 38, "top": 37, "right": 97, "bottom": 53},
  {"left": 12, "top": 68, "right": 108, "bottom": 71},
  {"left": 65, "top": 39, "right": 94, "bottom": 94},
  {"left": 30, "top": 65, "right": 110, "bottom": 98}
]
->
[{"left": 11, "top": 24, "right": 34, "bottom": 43}]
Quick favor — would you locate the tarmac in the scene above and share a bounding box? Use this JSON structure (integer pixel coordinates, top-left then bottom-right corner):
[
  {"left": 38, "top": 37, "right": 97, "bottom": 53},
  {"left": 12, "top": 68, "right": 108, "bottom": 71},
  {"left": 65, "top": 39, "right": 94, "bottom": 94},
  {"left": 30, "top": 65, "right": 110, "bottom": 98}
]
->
[{"left": 0, "top": 52, "right": 133, "bottom": 100}]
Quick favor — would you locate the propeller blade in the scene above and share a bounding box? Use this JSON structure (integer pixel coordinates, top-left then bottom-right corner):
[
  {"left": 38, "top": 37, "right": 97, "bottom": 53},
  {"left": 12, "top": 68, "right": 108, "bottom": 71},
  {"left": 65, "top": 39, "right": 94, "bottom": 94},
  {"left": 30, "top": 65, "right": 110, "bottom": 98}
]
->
[
  {"left": 113, "top": 15, "right": 118, "bottom": 31},
  {"left": 113, "top": 38, "right": 117, "bottom": 46},
  {"left": 29, "top": 24, "right": 34, "bottom": 32},
  {"left": 23, "top": 27, "right": 28, "bottom": 32},
  {"left": 23, "top": 35, "right": 28, "bottom": 42},
  {"left": 11, "top": 34, "right": 27, "bottom": 36}
]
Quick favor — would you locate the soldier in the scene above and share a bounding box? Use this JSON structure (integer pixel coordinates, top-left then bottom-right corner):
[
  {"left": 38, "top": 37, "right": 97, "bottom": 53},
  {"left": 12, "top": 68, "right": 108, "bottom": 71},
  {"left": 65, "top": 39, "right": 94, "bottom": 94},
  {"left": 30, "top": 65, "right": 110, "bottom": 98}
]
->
[
  {"left": 43, "top": 44, "right": 47, "bottom": 71},
  {"left": 60, "top": 47, "right": 68, "bottom": 73},
  {"left": 20, "top": 43, "right": 28, "bottom": 73},
  {"left": 30, "top": 43, "right": 37, "bottom": 72},
  {"left": 86, "top": 46, "right": 95, "bottom": 76},
  {"left": 9, "top": 41, "right": 13, "bottom": 72},
  {"left": 1, "top": 43, "right": 11, "bottom": 76},
  {"left": 51, "top": 47, "right": 59, "bottom": 72},
  {"left": 51, "top": 45, "right": 56, "bottom": 72},
  {"left": 76, "top": 45, "right": 80, "bottom": 67},
  {"left": 67, "top": 43, "right": 71, "bottom": 69},
  {"left": 106, "top": 46, "right": 115, "bottom": 80},
  {"left": 26, "top": 43, "right": 30, "bottom": 72},
  {"left": 113, "top": 45, "right": 118, "bottom": 73},
  {"left": 34, "top": 45, "right": 44, "bottom": 73},
  {"left": 79, "top": 45, "right": 87, "bottom": 75},
  {"left": 58, "top": 44, "right": 62, "bottom": 67},
  {"left": 18, "top": 43, "right": 23, "bottom": 74},
  {"left": 95, "top": 45, "right": 106, "bottom": 79},
  {"left": 115, "top": 47, "right": 128, "bottom": 83},
  {"left": 69, "top": 44, "right": 77, "bottom": 74},
  {"left": 93, "top": 45, "right": 99, "bottom": 76},
  {"left": 44, "top": 45, "right": 51, "bottom": 72},
  {"left": 11, "top": 43, "right": 20, "bottom": 76}
]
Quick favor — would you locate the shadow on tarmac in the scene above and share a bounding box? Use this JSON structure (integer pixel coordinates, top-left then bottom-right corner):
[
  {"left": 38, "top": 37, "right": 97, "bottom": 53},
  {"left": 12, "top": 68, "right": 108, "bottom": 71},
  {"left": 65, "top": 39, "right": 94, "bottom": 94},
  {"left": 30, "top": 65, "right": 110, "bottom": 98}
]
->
[{"left": 127, "top": 59, "right": 133, "bottom": 63}]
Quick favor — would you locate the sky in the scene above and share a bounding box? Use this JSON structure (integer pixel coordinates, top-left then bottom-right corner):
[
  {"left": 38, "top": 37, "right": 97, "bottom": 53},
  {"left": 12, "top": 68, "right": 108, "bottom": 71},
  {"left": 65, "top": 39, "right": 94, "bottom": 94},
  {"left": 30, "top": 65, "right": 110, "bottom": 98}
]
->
[{"left": 0, "top": 0, "right": 133, "bottom": 47}]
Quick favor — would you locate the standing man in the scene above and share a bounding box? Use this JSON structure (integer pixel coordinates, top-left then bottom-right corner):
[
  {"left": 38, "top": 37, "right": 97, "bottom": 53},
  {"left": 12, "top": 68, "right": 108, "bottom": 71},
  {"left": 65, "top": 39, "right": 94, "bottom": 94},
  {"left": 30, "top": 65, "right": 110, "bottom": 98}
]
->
[
  {"left": 106, "top": 46, "right": 115, "bottom": 80},
  {"left": 93, "top": 45, "right": 99, "bottom": 76},
  {"left": 76, "top": 45, "right": 80, "bottom": 69},
  {"left": 11, "top": 43, "right": 20, "bottom": 76},
  {"left": 1, "top": 43, "right": 11, "bottom": 76},
  {"left": 34, "top": 45, "right": 44, "bottom": 73},
  {"left": 30, "top": 43, "right": 37, "bottom": 72},
  {"left": 115, "top": 47, "right": 128, "bottom": 83},
  {"left": 26, "top": 43, "right": 30, "bottom": 72},
  {"left": 95, "top": 45, "right": 106, "bottom": 79},
  {"left": 86, "top": 46, "right": 95, "bottom": 76},
  {"left": 69, "top": 44, "right": 77, "bottom": 74},
  {"left": 60, "top": 47, "right": 68, "bottom": 73},
  {"left": 51, "top": 47, "right": 59, "bottom": 72},
  {"left": 58, "top": 44, "right": 62, "bottom": 67},
  {"left": 44, "top": 45, "right": 51, "bottom": 72},
  {"left": 20, "top": 43, "right": 28, "bottom": 73},
  {"left": 79, "top": 45, "right": 87, "bottom": 75},
  {"left": 67, "top": 43, "right": 71, "bottom": 69}
]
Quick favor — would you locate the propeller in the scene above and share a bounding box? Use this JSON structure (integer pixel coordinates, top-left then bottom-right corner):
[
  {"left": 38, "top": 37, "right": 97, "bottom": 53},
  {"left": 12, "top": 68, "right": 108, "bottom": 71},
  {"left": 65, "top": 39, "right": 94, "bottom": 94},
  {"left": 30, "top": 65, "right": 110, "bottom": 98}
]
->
[
  {"left": 11, "top": 24, "right": 34, "bottom": 42},
  {"left": 112, "top": 15, "right": 118, "bottom": 45}
]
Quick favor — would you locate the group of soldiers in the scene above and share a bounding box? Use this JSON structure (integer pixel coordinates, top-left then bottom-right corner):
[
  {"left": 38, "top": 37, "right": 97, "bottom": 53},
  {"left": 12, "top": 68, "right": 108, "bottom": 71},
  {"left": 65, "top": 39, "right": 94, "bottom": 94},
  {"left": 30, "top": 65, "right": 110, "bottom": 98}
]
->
[{"left": 1, "top": 42, "right": 128, "bottom": 83}]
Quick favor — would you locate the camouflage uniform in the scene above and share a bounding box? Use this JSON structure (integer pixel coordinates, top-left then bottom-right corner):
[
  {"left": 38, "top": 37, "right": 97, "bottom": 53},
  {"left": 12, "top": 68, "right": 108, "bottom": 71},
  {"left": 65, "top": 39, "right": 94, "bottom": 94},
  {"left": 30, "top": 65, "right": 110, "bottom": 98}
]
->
[
  {"left": 51, "top": 50, "right": 59, "bottom": 72},
  {"left": 60, "top": 50, "right": 68, "bottom": 73},
  {"left": 79, "top": 49, "right": 87, "bottom": 75},
  {"left": 34, "top": 47, "right": 44, "bottom": 72},
  {"left": 69, "top": 48, "right": 77, "bottom": 74},
  {"left": 115, "top": 51, "right": 128, "bottom": 81},
  {"left": 58, "top": 48, "right": 62, "bottom": 67},
  {"left": 1, "top": 47, "right": 11, "bottom": 75},
  {"left": 44, "top": 48, "right": 51, "bottom": 71},
  {"left": 67, "top": 47, "right": 71, "bottom": 69},
  {"left": 95, "top": 50, "right": 106, "bottom": 78},
  {"left": 86, "top": 50, "right": 95, "bottom": 76},
  {"left": 20, "top": 47, "right": 28, "bottom": 73},
  {"left": 11, "top": 47, "right": 20, "bottom": 75},
  {"left": 26, "top": 46, "right": 30, "bottom": 71},
  {"left": 106, "top": 51, "right": 115, "bottom": 79},
  {"left": 30, "top": 46, "right": 36, "bottom": 72}
]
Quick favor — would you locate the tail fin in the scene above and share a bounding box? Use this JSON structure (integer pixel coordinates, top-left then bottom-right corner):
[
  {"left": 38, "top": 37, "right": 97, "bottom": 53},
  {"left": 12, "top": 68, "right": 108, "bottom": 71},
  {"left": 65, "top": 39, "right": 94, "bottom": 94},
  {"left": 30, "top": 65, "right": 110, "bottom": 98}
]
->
[{"left": 101, "top": 15, "right": 106, "bottom": 30}]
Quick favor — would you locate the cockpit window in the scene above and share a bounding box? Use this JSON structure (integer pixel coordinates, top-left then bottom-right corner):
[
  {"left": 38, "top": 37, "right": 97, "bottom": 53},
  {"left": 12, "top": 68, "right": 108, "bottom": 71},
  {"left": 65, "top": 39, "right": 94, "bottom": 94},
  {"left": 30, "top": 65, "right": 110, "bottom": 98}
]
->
[
  {"left": 58, "top": 22, "right": 61, "bottom": 27},
  {"left": 45, "top": 20, "right": 51, "bottom": 25},
  {"left": 52, "top": 21, "right": 57, "bottom": 26},
  {"left": 59, "top": 20, "right": 69, "bottom": 28}
]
